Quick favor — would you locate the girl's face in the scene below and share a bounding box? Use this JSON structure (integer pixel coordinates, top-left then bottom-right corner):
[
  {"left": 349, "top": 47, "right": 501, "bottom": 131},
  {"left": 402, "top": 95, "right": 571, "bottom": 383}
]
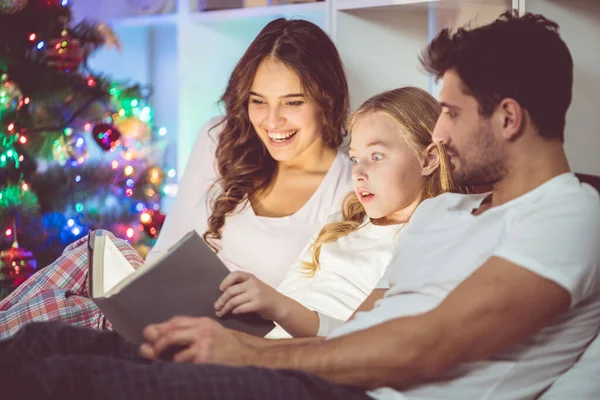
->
[
  {"left": 248, "top": 58, "right": 325, "bottom": 164},
  {"left": 349, "top": 112, "right": 427, "bottom": 224}
]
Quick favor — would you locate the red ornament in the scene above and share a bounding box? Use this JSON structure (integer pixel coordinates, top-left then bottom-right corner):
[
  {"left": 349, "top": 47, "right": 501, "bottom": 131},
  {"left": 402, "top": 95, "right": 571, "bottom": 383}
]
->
[
  {"left": 45, "top": 32, "right": 84, "bottom": 72},
  {"left": 140, "top": 210, "right": 166, "bottom": 239},
  {"left": 0, "top": 243, "right": 37, "bottom": 300},
  {"left": 92, "top": 122, "right": 122, "bottom": 152}
]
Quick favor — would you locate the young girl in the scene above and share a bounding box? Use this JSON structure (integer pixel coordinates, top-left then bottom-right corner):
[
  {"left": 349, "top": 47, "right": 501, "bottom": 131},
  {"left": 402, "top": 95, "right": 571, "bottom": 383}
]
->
[
  {"left": 0, "top": 18, "right": 352, "bottom": 339},
  {"left": 214, "top": 87, "right": 459, "bottom": 338}
]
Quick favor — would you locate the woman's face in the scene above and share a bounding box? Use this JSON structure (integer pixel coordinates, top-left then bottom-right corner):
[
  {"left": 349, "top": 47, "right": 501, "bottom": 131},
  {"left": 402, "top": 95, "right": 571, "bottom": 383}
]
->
[
  {"left": 349, "top": 112, "right": 426, "bottom": 224},
  {"left": 248, "top": 58, "right": 325, "bottom": 163}
]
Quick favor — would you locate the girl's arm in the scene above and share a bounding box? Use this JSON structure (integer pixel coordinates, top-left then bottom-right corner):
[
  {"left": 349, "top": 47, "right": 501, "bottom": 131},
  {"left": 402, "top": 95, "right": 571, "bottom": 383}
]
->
[
  {"left": 348, "top": 289, "right": 386, "bottom": 320},
  {"left": 266, "top": 295, "right": 321, "bottom": 338},
  {"left": 214, "top": 271, "right": 322, "bottom": 337}
]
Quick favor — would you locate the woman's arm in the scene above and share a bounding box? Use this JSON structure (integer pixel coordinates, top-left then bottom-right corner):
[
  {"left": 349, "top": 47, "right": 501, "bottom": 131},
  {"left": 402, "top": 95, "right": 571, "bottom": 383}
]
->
[{"left": 146, "top": 117, "right": 222, "bottom": 263}]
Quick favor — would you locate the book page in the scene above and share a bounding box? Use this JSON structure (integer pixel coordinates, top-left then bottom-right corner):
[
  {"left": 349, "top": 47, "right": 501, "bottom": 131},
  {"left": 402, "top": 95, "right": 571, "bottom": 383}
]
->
[{"left": 103, "top": 238, "right": 136, "bottom": 293}]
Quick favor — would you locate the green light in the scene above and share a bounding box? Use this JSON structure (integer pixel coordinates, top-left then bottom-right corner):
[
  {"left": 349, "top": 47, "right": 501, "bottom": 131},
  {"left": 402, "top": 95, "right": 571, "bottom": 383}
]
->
[
  {"left": 6, "top": 150, "right": 13, "bottom": 157},
  {"left": 131, "top": 99, "right": 138, "bottom": 107},
  {"left": 75, "top": 203, "right": 83, "bottom": 212},
  {"left": 62, "top": 41, "right": 67, "bottom": 47},
  {"left": 109, "top": 88, "right": 117, "bottom": 95},
  {"left": 0, "top": 155, "right": 6, "bottom": 162},
  {"left": 64, "top": 127, "right": 73, "bottom": 136}
]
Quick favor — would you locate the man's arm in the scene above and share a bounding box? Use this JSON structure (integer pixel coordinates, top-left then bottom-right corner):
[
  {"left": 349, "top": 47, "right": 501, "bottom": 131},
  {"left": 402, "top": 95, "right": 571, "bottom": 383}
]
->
[
  {"left": 233, "top": 328, "right": 324, "bottom": 348},
  {"left": 248, "top": 257, "right": 571, "bottom": 389}
]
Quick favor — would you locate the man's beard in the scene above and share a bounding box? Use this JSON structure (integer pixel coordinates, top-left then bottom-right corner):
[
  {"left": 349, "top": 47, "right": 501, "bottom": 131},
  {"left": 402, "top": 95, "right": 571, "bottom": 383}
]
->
[
  {"left": 451, "top": 124, "right": 506, "bottom": 187},
  {"left": 452, "top": 157, "right": 505, "bottom": 187}
]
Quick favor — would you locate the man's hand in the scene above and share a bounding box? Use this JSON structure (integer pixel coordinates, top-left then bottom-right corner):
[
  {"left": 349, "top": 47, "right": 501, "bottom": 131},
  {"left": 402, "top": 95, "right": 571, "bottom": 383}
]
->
[
  {"left": 214, "top": 271, "right": 288, "bottom": 320},
  {"left": 139, "top": 316, "right": 258, "bottom": 365}
]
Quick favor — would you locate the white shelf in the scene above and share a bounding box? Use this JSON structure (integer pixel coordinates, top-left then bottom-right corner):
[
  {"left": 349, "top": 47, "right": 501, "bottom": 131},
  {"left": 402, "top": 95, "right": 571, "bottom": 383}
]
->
[
  {"left": 336, "top": 0, "right": 508, "bottom": 11},
  {"left": 190, "top": 2, "right": 326, "bottom": 23},
  {"left": 109, "top": 13, "right": 178, "bottom": 27},
  {"left": 336, "top": 0, "right": 434, "bottom": 11},
  {"left": 107, "top": 2, "right": 326, "bottom": 27}
]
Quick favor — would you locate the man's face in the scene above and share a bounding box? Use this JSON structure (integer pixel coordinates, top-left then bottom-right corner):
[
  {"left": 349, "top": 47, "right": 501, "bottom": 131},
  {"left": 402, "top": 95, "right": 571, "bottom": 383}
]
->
[{"left": 432, "top": 70, "right": 506, "bottom": 187}]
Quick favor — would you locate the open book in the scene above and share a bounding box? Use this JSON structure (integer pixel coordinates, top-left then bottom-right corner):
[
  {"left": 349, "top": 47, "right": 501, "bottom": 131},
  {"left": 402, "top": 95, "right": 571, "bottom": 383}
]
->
[{"left": 87, "top": 230, "right": 275, "bottom": 343}]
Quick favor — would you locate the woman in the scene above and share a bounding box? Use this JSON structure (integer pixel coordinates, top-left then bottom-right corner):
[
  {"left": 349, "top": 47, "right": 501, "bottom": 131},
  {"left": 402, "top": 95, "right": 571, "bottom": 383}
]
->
[
  {"left": 0, "top": 18, "right": 352, "bottom": 338},
  {"left": 214, "top": 87, "right": 460, "bottom": 338},
  {"left": 146, "top": 17, "right": 352, "bottom": 287}
]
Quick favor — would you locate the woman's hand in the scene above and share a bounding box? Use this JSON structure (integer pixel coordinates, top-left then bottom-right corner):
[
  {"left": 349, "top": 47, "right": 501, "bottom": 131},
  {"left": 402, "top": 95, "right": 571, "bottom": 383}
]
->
[{"left": 214, "top": 271, "right": 288, "bottom": 321}]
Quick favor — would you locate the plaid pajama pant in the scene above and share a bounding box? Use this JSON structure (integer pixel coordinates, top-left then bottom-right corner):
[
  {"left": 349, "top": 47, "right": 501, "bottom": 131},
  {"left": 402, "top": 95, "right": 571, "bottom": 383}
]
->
[
  {"left": 0, "top": 230, "right": 144, "bottom": 340},
  {"left": 0, "top": 322, "right": 371, "bottom": 400}
]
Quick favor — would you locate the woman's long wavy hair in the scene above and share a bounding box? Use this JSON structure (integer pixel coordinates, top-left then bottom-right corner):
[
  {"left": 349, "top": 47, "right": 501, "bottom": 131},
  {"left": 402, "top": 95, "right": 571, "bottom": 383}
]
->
[
  {"left": 303, "top": 87, "right": 462, "bottom": 275},
  {"left": 203, "top": 18, "right": 349, "bottom": 251}
]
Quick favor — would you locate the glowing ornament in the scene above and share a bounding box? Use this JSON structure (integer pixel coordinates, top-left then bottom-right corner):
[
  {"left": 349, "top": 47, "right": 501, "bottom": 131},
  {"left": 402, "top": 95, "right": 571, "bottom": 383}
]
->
[
  {"left": 116, "top": 116, "right": 151, "bottom": 159},
  {"left": 92, "top": 122, "right": 121, "bottom": 152},
  {"left": 0, "top": 227, "right": 36, "bottom": 301},
  {"left": 0, "top": 74, "right": 23, "bottom": 112},
  {"left": 52, "top": 134, "right": 89, "bottom": 166},
  {"left": 45, "top": 30, "right": 84, "bottom": 72}
]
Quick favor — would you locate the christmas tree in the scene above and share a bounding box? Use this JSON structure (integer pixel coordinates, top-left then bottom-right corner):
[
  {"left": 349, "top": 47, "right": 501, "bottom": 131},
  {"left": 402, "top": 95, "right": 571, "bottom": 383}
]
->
[{"left": 0, "top": 0, "right": 168, "bottom": 299}]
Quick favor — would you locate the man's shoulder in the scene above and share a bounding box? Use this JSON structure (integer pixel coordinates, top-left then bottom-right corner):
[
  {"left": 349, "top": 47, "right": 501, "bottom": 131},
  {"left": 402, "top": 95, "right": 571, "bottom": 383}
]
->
[
  {"left": 518, "top": 173, "right": 600, "bottom": 218},
  {"left": 416, "top": 192, "right": 486, "bottom": 215}
]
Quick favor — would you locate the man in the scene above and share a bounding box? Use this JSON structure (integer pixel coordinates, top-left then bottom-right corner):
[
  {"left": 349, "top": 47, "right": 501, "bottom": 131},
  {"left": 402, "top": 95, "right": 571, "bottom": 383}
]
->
[{"left": 1, "top": 10, "right": 599, "bottom": 400}]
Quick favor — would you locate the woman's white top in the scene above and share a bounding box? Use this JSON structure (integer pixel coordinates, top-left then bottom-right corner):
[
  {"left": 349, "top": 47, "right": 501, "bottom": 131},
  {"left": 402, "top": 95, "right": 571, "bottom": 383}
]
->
[{"left": 146, "top": 117, "right": 353, "bottom": 288}]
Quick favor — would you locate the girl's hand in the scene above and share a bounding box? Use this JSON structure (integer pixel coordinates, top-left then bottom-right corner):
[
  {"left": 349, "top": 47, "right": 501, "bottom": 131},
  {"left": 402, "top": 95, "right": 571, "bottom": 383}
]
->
[{"left": 214, "top": 271, "right": 287, "bottom": 321}]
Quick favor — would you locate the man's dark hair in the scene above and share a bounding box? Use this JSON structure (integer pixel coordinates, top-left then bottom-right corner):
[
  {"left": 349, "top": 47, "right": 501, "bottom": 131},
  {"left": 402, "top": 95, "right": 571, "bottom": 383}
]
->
[{"left": 420, "top": 10, "right": 573, "bottom": 141}]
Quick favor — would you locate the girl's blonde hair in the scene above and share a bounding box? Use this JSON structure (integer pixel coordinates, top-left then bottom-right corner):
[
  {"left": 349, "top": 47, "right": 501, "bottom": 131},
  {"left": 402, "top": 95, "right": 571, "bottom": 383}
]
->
[{"left": 303, "top": 87, "right": 461, "bottom": 275}]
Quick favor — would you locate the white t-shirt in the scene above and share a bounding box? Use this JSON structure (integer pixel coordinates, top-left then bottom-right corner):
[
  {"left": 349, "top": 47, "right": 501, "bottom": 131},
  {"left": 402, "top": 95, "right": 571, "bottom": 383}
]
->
[
  {"left": 540, "top": 330, "right": 600, "bottom": 398},
  {"left": 328, "top": 173, "right": 600, "bottom": 400},
  {"left": 265, "top": 216, "right": 402, "bottom": 339},
  {"left": 147, "top": 118, "right": 353, "bottom": 288}
]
